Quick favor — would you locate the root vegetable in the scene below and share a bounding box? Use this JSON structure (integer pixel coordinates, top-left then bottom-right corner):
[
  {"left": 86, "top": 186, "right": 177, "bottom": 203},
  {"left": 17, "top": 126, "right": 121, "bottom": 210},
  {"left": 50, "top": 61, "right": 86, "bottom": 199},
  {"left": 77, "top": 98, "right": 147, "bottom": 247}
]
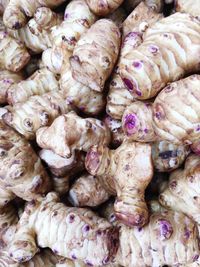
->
[
  {"left": 36, "top": 111, "right": 111, "bottom": 158},
  {"left": 70, "top": 19, "right": 121, "bottom": 92},
  {"left": 9, "top": 192, "right": 119, "bottom": 266}
]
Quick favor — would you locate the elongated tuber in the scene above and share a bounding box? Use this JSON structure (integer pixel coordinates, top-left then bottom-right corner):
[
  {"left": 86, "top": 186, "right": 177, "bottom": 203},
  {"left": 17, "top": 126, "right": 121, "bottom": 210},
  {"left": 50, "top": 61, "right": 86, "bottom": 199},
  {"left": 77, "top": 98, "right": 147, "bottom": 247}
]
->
[
  {"left": 119, "top": 13, "right": 200, "bottom": 99},
  {"left": 0, "top": 70, "right": 24, "bottom": 104},
  {"left": 101, "top": 201, "right": 200, "bottom": 267},
  {"left": 3, "top": 0, "right": 66, "bottom": 29},
  {"left": 51, "top": 0, "right": 97, "bottom": 52},
  {"left": 70, "top": 19, "right": 121, "bottom": 92},
  {"left": 9, "top": 192, "right": 119, "bottom": 265},
  {"left": 0, "top": 120, "right": 51, "bottom": 206},
  {"left": 86, "top": 141, "right": 153, "bottom": 227},
  {"left": 159, "top": 154, "right": 200, "bottom": 224},
  {"left": 86, "top": 0, "right": 123, "bottom": 16},
  {"left": 7, "top": 68, "right": 59, "bottom": 105},
  {"left": 3, "top": 90, "right": 72, "bottom": 139},
  {"left": 122, "top": 75, "right": 200, "bottom": 145},
  {"left": 0, "top": 32, "right": 30, "bottom": 72},
  {"left": 36, "top": 111, "right": 110, "bottom": 158}
]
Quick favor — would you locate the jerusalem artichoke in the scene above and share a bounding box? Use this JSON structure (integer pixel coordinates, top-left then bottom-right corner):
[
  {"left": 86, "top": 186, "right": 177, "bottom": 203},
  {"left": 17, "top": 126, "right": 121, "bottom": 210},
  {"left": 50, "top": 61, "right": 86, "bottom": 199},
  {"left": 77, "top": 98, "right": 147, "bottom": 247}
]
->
[
  {"left": 86, "top": 141, "right": 153, "bottom": 227},
  {"left": 51, "top": 0, "right": 97, "bottom": 52},
  {"left": 0, "top": 120, "right": 51, "bottom": 206},
  {"left": 9, "top": 192, "right": 119, "bottom": 266},
  {"left": 7, "top": 68, "right": 59, "bottom": 105},
  {"left": 122, "top": 75, "right": 200, "bottom": 145},
  {"left": 159, "top": 154, "right": 200, "bottom": 225},
  {"left": 3, "top": 0, "right": 66, "bottom": 29},
  {"left": 3, "top": 90, "right": 72, "bottom": 139},
  {"left": 70, "top": 19, "right": 121, "bottom": 92},
  {"left": 86, "top": 0, "right": 123, "bottom": 16},
  {"left": 0, "top": 31, "right": 30, "bottom": 72},
  {"left": 0, "top": 70, "right": 24, "bottom": 104},
  {"left": 119, "top": 13, "right": 200, "bottom": 99},
  {"left": 36, "top": 111, "right": 111, "bottom": 158},
  {"left": 175, "top": 0, "right": 200, "bottom": 18}
]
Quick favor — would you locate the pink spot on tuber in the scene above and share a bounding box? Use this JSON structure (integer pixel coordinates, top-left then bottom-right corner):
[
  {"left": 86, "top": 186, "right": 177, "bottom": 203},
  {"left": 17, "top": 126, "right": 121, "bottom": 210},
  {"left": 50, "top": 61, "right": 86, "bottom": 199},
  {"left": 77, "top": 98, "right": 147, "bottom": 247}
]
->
[
  {"left": 169, "top": 180, "right": 177, "bottom": 190},
  {"left": 124, "top": 113, "right": 138, "bottom": 136},
  {"left": 85, "top": 260, "right": 93, "bottom": 266},
  {"left": 82, "top": 224, "right": 90, "bottom": 234},
  {"left": 68, "top": 214, "right": 75, "bottom": 223},
  {"left": 148, "top": 45, "right": 159, "bottom": 54},
  {"left": 122, "top": 78, "right": 133, "bottom": 91},
  {"left": 158, "top": 219, "right": 173, "bottom": 240},
  {"left": 193, "top": 255, "right": 199, "bottom": 262},
  {"left": 184, "top": 227, "right": 191, "bottom": 240},
  {"left": 133, "top": 60, "right": 143, "bottom": 69}
]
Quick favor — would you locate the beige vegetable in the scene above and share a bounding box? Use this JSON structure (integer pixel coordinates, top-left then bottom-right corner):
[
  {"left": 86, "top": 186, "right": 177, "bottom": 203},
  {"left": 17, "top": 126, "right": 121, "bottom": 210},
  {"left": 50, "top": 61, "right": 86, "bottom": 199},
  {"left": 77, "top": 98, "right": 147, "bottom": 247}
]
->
[
  {"left": 122, "top": 75, "right": 200, "bottom": 145},
  {"left": 3, "top": 0, "right": 66, "bottom": 29},
  {"left": 3, "top": 90, "right": 72, "bottom": 140},
  {"left": 51, "top": 0, "right": 97, "bottom": 52},
  {"left": 175, "top": 0, "right": 200, "bottom": 18},
  {"left": 7, "top": 68, "right": 59, "bottom": 105},
  {"left": 119, "top": 13, "right": 200, "bottom": 99},
  {"left": 0, "top": 31, "right": 30, "bottom": 72},
  {"left": 36, "top": 111, "right": 111, "bottom": 158},
  {"left": 104, "top": 115, "right": 124, "bottom": 147},
  {"left": 9, "top": 192, "right": 119, "bottom": 265},
  {"left": 0, "top": 70, "right": 24, "bottom": 104},
  {"left": 0, "top": 120, "right": 51, "bottom": 206},
  {"left": 8, "top": 8, "right": 62, "bottom": 53},
  {"left": 159, "top": 154, "right": 200, "bottom": 225},
  {"left": 86, "top": 141, "right": 153, "bottom": 227},
  {"left": 86, "top": 0, "right": 123, "bottom": 16},
  {"left": 70, "top": 19, "right": 121, "bottom": 92},
  {"left": 0, "top": 0, "right": 9, "bottom": 15}
]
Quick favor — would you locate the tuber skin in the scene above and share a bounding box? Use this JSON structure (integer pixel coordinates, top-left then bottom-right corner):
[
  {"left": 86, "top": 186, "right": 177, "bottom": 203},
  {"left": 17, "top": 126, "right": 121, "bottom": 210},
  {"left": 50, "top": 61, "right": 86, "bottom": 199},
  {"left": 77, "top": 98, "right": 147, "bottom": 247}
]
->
[
  {"left": 3, "top": 90, "right": 72, "bottom": 140},
  {"left": 70, "top": 19, "right": 121, "bottom": 92},
  {"left": 103, "top": 115, "right": 124, "bottom": 147},
  {"left": 69, "top": 174, "right": 110, "bottom": 207},
  {"left": 39, "top": 149, "right": 85, "bottom": 177},
  {"left": 106, "top": 2, "right": 163, "bottom": 120},
  {"left": 51, "top": 0, "right": 97, "bottom": 52},
  {"left": 119, "top": 13, "right": 200, "bottom": 100},
  {"left": 0, "top": 70, "right": 24, "bottom": 104},
  {"left": 0, "top": 31, "right": 30, "bottom": 72},
  {"left": 0, "top": 0, "right": 9, "bottom": 15},
  {"left": 101, "top": 201, "right": 200, "bottom": 267},
  {"left": 86, "top": 0, "right": 124, "bottom": 16},
  {"left": 9, "top": 192, "right": 119, "bottom": 266},
  {"left": 159, "top": 154, "right": 200, "bottom": 225},
  {"left": 0, "top": 120, "right": 51, "bottom": 206},
  {"left": 152, "top": 141, "right": 190, "bottom": 172},
  {"left": 175, "top": 0, "right": 200, "bottom": 19},
  {"left": 122, "top": 75, "right": 200, "bottom": 145},
  {"left": 36, "top": 111, "right": 111, "bottom": 158},
  {"left": 7, "top": 68, "right": 59, "bottom": 105},
  {"left": 85, "top": 141, "right": 153, "bottom": 227},
  {"left": 3, "top": 0, "right": 66, "bottom": 29}
]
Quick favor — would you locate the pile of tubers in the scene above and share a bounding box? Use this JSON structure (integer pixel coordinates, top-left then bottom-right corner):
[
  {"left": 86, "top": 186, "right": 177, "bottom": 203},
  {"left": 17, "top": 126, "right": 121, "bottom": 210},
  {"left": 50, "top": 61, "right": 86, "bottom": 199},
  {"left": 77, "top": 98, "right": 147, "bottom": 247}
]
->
[{"left": 0, "top": 0, "right": 200, "bottom": 266}]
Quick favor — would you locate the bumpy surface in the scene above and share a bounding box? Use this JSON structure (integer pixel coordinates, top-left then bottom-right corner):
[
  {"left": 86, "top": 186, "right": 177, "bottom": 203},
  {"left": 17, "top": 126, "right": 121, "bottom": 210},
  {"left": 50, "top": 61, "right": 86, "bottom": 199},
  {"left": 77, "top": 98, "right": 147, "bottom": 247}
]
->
[
  {"left": 51, "top": 0, "right": 97, "bottom": 51},
  {"left": 86, "top": 142, "right": 153, "bottom": 227},
  {"left": 159, "top": 154, "right": 200, "bottom": 224},
  {"left": 9, "top": 193, "right": 119, "bottom": 266},
  {"left": 0, "top": 120, "right": 50, "bottom": 206},
  {"left": 36, "top": 111, "right": 111, "bottom": 158},
  {"left": 152, "top": 141, "right": 190, "bottom": 172},
  {"left": 0, "top": 32, "right": 30, "bottom": 72},
  {"left": 119, "top": 13, "right": 200, "bottom": 99},
  {"left": 86, "top": 0, "right": 123, "bottom": 16},
  {"left": 175, "top": 0, "right": 200, "bottom": 18},
  {"left": 0, "top": 70, "right": 24, "bottom": 104},
  {"left": 3, "top": 0, "right": 66, "bottom": 29},
  {"left": 70, "top": 19, "right": 121, "bottom": 92},
  {"left": 3, "top": 91, "right": 72, "bottom": 139},
  {"left": 7, "top": 68, "right": 59, "bottom": 105},
  {"left": 152, "top": 75, "right": 200, "bottom": 144}
]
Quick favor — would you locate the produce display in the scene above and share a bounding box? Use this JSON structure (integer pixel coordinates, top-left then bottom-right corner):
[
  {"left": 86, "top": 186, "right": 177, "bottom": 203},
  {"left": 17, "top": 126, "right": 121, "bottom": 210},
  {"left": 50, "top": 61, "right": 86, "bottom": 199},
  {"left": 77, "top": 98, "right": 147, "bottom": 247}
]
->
[{"left": 0, "top": 0, "right": 200, "bottom": 266}]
